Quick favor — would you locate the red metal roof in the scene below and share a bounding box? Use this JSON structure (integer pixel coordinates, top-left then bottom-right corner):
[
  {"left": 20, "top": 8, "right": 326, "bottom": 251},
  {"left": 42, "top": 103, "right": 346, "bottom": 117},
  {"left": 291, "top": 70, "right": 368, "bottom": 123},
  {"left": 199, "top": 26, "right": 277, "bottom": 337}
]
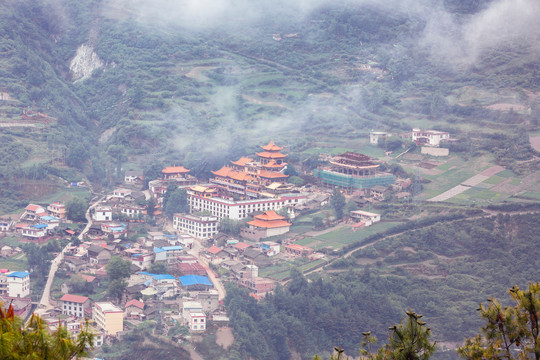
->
[{"left": 60, "top": 294, "right": 89, "bottom": 303}]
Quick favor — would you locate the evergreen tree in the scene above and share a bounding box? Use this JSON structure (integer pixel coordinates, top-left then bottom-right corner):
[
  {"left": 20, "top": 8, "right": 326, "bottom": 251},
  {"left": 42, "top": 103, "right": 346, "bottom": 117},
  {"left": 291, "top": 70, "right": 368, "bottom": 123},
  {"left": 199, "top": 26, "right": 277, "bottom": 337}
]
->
[{"left": 330, "top": 187, "right": 346, "bottom": 220}]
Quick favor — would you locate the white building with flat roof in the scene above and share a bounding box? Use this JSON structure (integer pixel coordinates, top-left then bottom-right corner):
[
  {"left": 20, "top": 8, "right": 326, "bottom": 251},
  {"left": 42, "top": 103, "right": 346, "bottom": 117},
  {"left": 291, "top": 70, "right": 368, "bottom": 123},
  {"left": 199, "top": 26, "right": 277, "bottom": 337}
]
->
[
  {"left": 412, "top": 128, "right": 450, "bottom": 146},
  {"left": 187, "top": 191, "right": 306, "bottom": 221},
  {"left": 0, "top": 271, "right": 30, "bottom": 298},
  {"left": 93, "top": 302, "right": 123, "bottom": 335},
  {"left": 173, "top": 213, "right": 219, "bottom": 239}
]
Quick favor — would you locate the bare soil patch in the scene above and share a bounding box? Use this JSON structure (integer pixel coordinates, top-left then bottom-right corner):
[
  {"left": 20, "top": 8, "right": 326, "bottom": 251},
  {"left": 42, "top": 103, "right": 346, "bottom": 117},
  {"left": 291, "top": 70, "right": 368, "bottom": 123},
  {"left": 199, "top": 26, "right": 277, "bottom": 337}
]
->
[
  {"left": 184, "top": 66, "right": 216, "bottom": 81},
  {"left": 215, "top": 327, "right": 235, "bottom": 349},
  {"left": 242, "top": 95, "right": 286, "bottom": 108},
  {"left": 485, "top": 103, "right": 527, "bottom": 112},
  {"left": 418, "top": 162, "right": 438, "bottom": 169},
  {"left": 530, "top": 136, "right": 540, "bottom": 152}
]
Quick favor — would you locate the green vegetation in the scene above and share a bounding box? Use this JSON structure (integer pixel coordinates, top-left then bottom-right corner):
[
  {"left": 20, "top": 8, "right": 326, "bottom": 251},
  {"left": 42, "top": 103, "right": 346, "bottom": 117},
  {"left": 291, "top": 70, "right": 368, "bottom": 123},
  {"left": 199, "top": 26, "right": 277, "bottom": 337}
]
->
[{"left": 0, "top": 303, "right": 94, "bottom": 360}]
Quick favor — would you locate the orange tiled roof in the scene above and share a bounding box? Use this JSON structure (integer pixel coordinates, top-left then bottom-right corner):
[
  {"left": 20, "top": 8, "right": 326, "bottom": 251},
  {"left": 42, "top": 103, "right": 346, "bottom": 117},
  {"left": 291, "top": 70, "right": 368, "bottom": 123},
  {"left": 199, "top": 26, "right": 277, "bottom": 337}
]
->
[
  {"left": 125, "top": 299, "right": 144, "bottom": 309},
  {"left": 207, "top": 245, "right": 223, "bottom": 255},
  {"left": 162, "top": 166, "right": 190, "bottom": 174},
  {"left": 261, "top": 141, "right": 283, "bottom": 151},
  {"left": 25, "top": 204, "right": 41, "bottom": 212},
  {"left": 234, "top": 242, "right": 253, "bottom": 250},
  {"left": 60, "top": 294, "right": 89, "bottom": 303},
  {"left": 80, "top": 274, "right": 96, "bottom": 282},
  {"left": 255, "top": 210, "right": 284, "bottom": 221},
  {"left": 286, "top": 244, "right": 312, "bottom": 251},
  {"left": 212, "top": 166, "right": 233, "bottom": 177},
  {"left": 248, "top": 219, "right": 292, "bottom": 228},
  {"left": 256, "top": 151, "right": 287, "bottom": 159},
  {"left": 231, "top": 157, "right": 254, "bottom": 166},
  {"left": 264, "top": 160, "right": 285, "bottom": 168},
  {"left": 258, "top": 170, "right": 288, "bottom": 179}
]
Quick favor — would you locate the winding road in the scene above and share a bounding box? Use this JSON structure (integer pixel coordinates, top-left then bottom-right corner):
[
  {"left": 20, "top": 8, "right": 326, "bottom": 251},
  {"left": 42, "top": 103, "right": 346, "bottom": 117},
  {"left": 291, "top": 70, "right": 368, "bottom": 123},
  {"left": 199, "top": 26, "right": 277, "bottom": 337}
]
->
[{"left": 36, "top": 196, "right": 105, "bottom": 314}]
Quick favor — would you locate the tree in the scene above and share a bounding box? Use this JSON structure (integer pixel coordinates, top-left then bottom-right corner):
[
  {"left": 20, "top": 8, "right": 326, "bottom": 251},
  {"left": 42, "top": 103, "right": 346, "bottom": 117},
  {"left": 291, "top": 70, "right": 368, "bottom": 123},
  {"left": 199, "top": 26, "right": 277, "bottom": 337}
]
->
[
  {"left": 149, "top": 262, "right": 167, "bottom": 274},
  {"left": 330, "top": 187, "right": 346, "bottom": 220},
  {"left": 146, "top": 197, "right": 155, "bottom": 217},
  {"left": 383, "top": 310, "right": 436, "bottom": 360},
  {"left": 107, "top": 145, "right": 127, "bottom": 180},
  {"left": 164, "top": 188, "right": 189, "bottom": 218},
  {"left": 0, "top": 303, "right": 94, "bottom": 359},
  {"left": 105, "top": 256, "right": 131, "bottom": 281},
  {"left": 458, "top": 283, "right": 540, "bottom": 360},
  {"left": 288, "top": 175, "right": 305, "bottom": 186},
  {"left": 68, "top": 274, "right": 93, "bottom": 295},
  {"left": 66, "top": 197, "right": 87, "bottom": 222},
  {"left": 107, "top": 279, "right": 127, "bottom": 303},
  {"left": 312, "top": 215, "right": 324, "bottom": 229}
]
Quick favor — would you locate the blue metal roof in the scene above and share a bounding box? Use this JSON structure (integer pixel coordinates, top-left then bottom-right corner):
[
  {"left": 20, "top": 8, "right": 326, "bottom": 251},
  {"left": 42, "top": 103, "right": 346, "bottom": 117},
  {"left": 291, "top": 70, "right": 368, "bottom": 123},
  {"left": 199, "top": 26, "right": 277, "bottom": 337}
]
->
[
  {"left": 7, "top": 271, "right": 30, "bottom": 278},
  {"left": 138, "top": 271, "right": 156, "bottom": 276},
  {"left": 31, "top": 224, "right": 47, "bottom": 229},
  {"left": 40, "top": 215, "right": 59, "bottom": 221},
  {"left": 154, "top": 245, "right": 183, "bottom": 253},
  {"left": 153, "top": 274, "right": 176, "bottom": 281},
  {"left": 178, "top": 275, "right": 213, "bottom": 287},
  {"left": 162, "top": 245, "right": 183, "bottom": 251}
]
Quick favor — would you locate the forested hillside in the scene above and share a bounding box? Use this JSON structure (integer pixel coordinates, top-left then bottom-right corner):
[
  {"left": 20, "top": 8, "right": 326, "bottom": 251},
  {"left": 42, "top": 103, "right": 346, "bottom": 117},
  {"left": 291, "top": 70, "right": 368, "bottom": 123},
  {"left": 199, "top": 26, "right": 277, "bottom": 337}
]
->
[
  {"left": 1, "top": 0, "right": 539, "bottom": 214},
  {"left": 224, "top": 212, "right": 540, "bottom": 359}
]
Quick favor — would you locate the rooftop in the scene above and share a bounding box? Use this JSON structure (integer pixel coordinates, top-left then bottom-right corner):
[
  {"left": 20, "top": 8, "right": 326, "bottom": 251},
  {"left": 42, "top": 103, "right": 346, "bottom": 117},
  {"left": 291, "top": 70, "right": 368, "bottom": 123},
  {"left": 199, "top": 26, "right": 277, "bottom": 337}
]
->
[
  {"left": 94, "top": 302, "right": 122, "bottom": 313},
  {"left": 7, "top": 271, "right": 30, "bottom": 278},
  {"left": 162, "top": 166, "right": 190, "bottom": 174},
  {"left": 179, "top": 275, "right": 213, "bottom": 287},
  {"left": 60, "top": 294, "right": 89, "bottom": 303}
]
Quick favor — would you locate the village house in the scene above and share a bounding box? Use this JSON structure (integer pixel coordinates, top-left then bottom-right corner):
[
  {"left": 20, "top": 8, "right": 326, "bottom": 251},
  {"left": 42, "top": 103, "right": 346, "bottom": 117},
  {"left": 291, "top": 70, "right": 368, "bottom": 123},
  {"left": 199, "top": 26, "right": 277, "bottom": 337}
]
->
[
  {"left": 47, "top": 202, "right": 67, "bottom": 219},
  {"left": 178, "top": 275, "right": 213, "bottom": 292},
  {"left": 21, "top": 224, "right": 48, "bottom": 243},
  {"left": 1, "top": 245, "right": 21, "bottom": 258},
  {"left": 124, "top": 191, "right": 146, "bottom": 203},
  {"left": 120, "top": 204, "right": 146, "bottom": 218},
  {"left": 130, "top": 251, "right": 154, "bottom": 270},
  {"left": 173, "top": 213, "right": 219, "bottom": 240},
  {"left": 93, "top": 205, "right": 112, "bottom": 222},
  {"left": 40, "top": 215, "right": 60, "bottom": 230},
  {"left": 124, "top": 299, "right": 145, "bottom": 320},
  {"left": 367, "top": 185, "right": 390, "bottom": 200},
  {"left": 258, "top": 241, "right": 281, "bottom": 256},
  {"left": 238, "top": 277, "right": 276, "bottom": 295},
  {"left": 93, "top": 302, "right": 123, "bottom": 336},
  {"left": 0, "top": 296, "right": 32, "bottom": 319},
  {"left": 350, "top": 210, "right": 381, "bottom": 227},
  {"left": 0, "top": 218, "right": 13, "bottom": 232},
  {"left": 0, "top": 271, "right": 31, "bottom": 298},
  {"left": 197, "top": 289, "right": 220, "bottom": 313},
  {"left": 21, "top": 204, "right": 47, "bottom": 221},
  {"left": 63, "top": 256, "right": 87, "bottom": 272},
  {"left": 285, "top": 244, "right": 314, "bottom": 257},
  {"left": 87, "top": 245, "right": 112, "bottom": 265},
  {"left": 153, "top": 245, "right": 184, "bottom": 264},
  {"left": 124, "top": 170, "right": 144, "bottom": 185},
  {"left": 369, "top": 131, "right": 391, "bottom": 145},
  {"left": 241, "top": 210, "right": 291, "bottom": 241},
  {"left": 182, "top": 301, "right": 206, "bottom": 332},
  {"left": 100, "top": 223, "right": 127, "bottom": 239},
  {"left": 110, "top": 188, "right": 132, "bottom": 199},
  {"left": 60, "top": 294, "right": 91, "bottom": 318},
  {"left": 175, "top": 262, "right": 207, "bottom": 277},
  {"left": 411, "top": 128, "right": 450, "bottom": 146}
]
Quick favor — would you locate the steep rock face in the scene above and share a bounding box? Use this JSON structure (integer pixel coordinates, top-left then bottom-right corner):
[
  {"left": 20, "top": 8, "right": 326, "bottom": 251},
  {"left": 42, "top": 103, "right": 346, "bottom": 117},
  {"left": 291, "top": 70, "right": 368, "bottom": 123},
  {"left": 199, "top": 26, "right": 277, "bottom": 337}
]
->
[{"left": 69, "top": 44, "right": 103, "bottom": 82}]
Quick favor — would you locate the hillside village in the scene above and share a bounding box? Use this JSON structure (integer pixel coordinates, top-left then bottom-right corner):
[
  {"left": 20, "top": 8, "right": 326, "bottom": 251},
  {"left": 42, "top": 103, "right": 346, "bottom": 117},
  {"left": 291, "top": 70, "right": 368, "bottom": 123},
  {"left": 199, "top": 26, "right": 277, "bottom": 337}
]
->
[{"left": 0, "top": 132, "right": 457, "bottom": 347}]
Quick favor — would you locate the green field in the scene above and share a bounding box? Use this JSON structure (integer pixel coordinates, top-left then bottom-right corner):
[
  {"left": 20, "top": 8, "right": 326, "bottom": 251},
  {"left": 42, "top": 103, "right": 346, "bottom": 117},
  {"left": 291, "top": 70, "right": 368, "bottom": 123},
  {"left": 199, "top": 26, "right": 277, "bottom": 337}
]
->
[{"left": 297, "top": 222, "right": 399, "bottom": 250}]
